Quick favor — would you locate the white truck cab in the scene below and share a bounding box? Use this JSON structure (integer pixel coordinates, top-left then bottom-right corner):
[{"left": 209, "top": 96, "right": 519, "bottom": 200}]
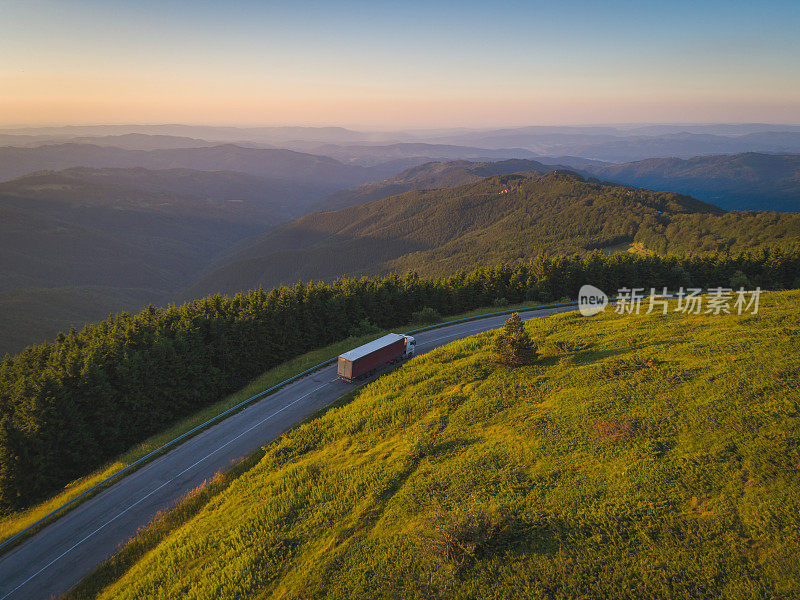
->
[{"left": 404, "top": 335, "right": 417, "bottom": 357}]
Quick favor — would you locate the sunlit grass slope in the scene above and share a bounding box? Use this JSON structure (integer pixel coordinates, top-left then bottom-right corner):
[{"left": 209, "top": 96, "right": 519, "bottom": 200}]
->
[
  {"left": 0, "top": 301, "right": 537, "bottom": 549},
  {"left": 94, "top": 291, "right": 800, "bottom": 600}
]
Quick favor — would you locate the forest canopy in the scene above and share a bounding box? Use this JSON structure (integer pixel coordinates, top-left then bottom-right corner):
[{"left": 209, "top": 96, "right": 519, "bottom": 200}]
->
[{"left": 1, "top": 246, "right": 799, "bottom": 511}]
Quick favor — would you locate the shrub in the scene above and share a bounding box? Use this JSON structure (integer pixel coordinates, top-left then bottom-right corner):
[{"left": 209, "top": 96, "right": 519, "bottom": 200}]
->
[
  {"left": 730, "top": 270, "right": 751, "bottom": 289},
  {"left": 415, "top": 500, "right": 506, "bottom": 571},
  {"left": 411, "top": 307, "right": 442, "bottom": 324},
  {"left": 493, "top": 313, "right": 538, "bottom": 366},
  {"left": 350, "top": 318, "right": 379, "bottom": 336}
]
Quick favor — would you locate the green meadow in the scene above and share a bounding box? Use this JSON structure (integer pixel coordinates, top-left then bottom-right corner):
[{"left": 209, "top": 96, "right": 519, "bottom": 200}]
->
[
  {"left": 78, "top": 291, "right": 800, "bottom": 599},
  {"left": 0, "top": 300, "right": 542, "bottom": 550}
]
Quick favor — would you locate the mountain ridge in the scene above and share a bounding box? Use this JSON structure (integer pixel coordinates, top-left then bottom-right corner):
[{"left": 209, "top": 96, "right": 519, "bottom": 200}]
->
[
  {"left": 0, "top": 142, "right": 412, "bottom": 186},
  {"left": 583, "top": 152, "right": 800, "bottom": 211},
  {"left": 186, "top": 171, "right": 744, "bottom": 298}
]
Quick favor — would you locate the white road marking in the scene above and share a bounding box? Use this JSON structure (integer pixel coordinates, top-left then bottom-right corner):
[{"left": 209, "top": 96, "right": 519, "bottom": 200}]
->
[
  {"left": 0, "top": 380, "right": 330, "bottom": 600},
  {"left": 424, "top": 327, "right": 483, "bottom": 344},
  {"left": 419, "top": 309, "right": 560, "bottom": 347},
  {"left": 2, "top": 307, "right": 571, "bottom": 598},
  {"left": 423, "top": 324, "right": 493, "bottom": 345}
]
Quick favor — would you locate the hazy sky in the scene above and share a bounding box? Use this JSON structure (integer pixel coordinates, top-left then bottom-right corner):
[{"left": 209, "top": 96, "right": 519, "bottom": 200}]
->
[{"left": 2, "top": 0, "right": 799, "bottom": 128}]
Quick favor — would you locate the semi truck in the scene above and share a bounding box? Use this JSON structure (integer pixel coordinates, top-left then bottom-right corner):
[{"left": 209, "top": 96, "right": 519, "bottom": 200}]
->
[{"left": 337, "top": 333, "right": 416, "bottom": 382}]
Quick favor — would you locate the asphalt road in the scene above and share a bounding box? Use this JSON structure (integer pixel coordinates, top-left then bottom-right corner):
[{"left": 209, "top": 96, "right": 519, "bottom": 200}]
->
[{"left": 0, "top": 304, "right": 574, "bottom": 600}]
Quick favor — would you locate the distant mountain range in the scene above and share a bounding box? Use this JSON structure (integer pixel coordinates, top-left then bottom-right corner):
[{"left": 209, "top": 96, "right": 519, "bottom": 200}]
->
[
  {"left": 0, "top": 143, "right": 413, "bottom": 187},
  {"left": 2, "top": 142, "right": 799, "bottom": 354},
  {"left": 0, "top": 167, "right": 339, "bottom": 354},
  {"left": 4, "top": 124, "right": 800, "bottom": 163},
  {"left": 187, "top": 171, "right": 800, "bottom": 298},
  {"left": 424, "top": 130, "right": 800, "bottom": 162},
  {"left": 0, "top": 133, "right": 223, "bottom": 150},
  {"left": 281, "top": 142, "right": 542, "bottom": 166},
  {"left": 582, "top": 153, "right": 800, "bottom": 211},
  {"left": 322, "top": 153, "right": 800, "bottom": 212}
]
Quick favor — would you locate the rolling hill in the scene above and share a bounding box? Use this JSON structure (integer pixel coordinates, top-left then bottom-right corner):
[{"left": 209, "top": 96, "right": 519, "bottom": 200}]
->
[
  {"left": 427, "top": 127, "right": 800, "bottom": 162},
  {"left": 0, "top": 168, "right": 320, "bottom": 290},
  {"left": 287, "top": 142, "right": 543, "bottom": 166},
  {"left": 46, "top": 166, "right": 333, "bottom": 216},
  {"left": 0, "top": 286, "right": 157, "bottom": 358},
  {"left": 0, "top": 143, "right": 409, "bottom": 187},
  {"left": 7, "top": 249, "right": 797, "bottom": 517},
  {"left": 584, "top": 152, "right": 800, "bottom": 211},
  {"left": 187, "top": 170, "right": 800, "bottom": 298},
  {"left": 341, "top": 152, "right": 800, "bottom": 213},
  {"left": 73, "top": 290, "right": 800, "bottom": 600},
  {"left": 319, "top": 158, "right": 564, "bottom": 211},
  {"left": 0, "top": 167, "right": 335, "bottom": 354}
]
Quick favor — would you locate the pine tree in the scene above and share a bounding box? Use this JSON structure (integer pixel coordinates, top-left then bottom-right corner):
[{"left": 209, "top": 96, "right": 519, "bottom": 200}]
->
[{"left": 493, "top": 313, "right": 538, "bottom": 367}]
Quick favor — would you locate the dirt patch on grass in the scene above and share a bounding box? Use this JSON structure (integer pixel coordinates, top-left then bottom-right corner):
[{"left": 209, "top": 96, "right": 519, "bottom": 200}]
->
[
  {"left": 593, "top": 418, "right": 640, "bottom": 443},
  {"left": 597, "top": 357, "right": 660, "bottom": 379}
]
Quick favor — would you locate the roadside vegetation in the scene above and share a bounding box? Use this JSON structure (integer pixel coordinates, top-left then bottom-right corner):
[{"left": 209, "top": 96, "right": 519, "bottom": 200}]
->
[
  {"left": 0, "top": 299, "right": 547, "bottom": 549},
  {"left": 493, "top": 312, "right": 538, "bottom": 366},
  {"left": 2, "top": 247, "right": 798, "bottom": 516},
  {"left": 72, "top": 290, "right": 800, "bottom": 599},
  {"left": 0, "top": 332, "right": 377, "bottom": 547}
]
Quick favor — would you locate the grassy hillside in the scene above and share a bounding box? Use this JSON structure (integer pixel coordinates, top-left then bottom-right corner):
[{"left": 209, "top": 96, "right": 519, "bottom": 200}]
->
[
  {"left": 81, "top": 290, "right": 800, "bottom": 599},
  {"left": 188, "top": 170, "right": 800, "bottom": 297},
  {"left": 586, "top": 153, "right": 800, "bottom": 211},
  {"left": 6, "top": 249, "right": 797, "bottom": 513}
]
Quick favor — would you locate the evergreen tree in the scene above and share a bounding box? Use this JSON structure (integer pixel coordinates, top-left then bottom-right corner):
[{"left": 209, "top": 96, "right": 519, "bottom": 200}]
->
[
  {"left": 0, "top": 245, "right": 798, "bottom": 512},
  {"left": 493, "top": 313, "right": 538, "bottom": 367}
]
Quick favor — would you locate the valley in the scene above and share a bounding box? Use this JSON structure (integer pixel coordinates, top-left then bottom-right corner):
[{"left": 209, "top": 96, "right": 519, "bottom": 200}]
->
[
  {"left": 4, "top": 2, "right": 800, "bottom": 598},
  {"left": 188, "top": 170, "right": 800, "bottom": 297}
]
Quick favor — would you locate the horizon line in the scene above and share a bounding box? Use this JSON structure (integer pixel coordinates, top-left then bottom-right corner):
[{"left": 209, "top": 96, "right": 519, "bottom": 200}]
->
[{"left": 2, "top": 121, "right": 800, "bottom": 133}]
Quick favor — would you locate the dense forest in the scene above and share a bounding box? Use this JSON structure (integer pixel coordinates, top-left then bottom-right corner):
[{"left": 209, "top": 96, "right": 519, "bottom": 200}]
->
[
  {"left": 634, "top": 211, "right": 800, "bottom": 254},
  {"left": 188, "top": 171, "right": 800, "bottom": 298},
  {"left": 1, "top": 246, "right": 799, "bottom": 512}
]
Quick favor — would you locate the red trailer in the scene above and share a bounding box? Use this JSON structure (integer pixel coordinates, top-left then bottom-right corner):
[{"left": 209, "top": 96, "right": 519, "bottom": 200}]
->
[{"left": 337, "top": 333, "right": 416, "bottom": 382}]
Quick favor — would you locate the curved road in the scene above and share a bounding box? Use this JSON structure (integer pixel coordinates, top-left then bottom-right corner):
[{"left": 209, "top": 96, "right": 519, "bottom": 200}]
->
[{"left": 0, "top": 305, "right": 575, "bottom": 600}]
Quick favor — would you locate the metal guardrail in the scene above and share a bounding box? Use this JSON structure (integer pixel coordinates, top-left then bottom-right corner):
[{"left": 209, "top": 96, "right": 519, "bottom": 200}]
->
[
  {"left": 403, "top": 300, "right": 580, "bottom": 335},
  {"left": 5, "top": 291, "right": 719, "bottom": 552},
  {"left": 0, "top": 300, "right": 581, "bottom": 554}
]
